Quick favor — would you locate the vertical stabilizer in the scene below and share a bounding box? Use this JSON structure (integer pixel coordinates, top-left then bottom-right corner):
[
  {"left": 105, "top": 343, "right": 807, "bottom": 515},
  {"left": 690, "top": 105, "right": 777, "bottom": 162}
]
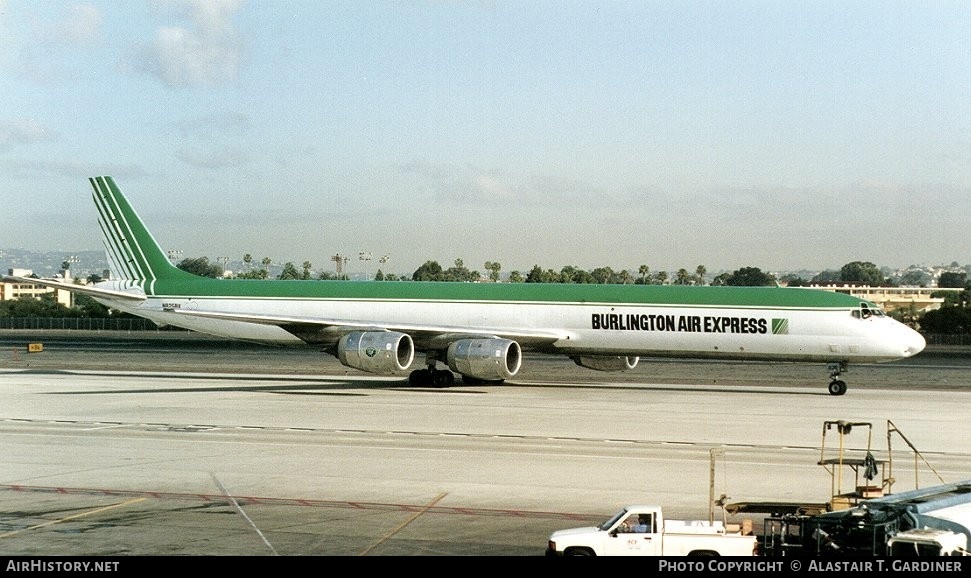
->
[{"left": 89, "top": 176, "right": 191, "bottom": 284}]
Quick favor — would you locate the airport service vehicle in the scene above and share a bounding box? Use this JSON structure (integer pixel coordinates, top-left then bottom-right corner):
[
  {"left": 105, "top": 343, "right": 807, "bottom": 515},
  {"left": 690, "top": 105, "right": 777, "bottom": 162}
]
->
[
  {"left": 762, "top": 480, "right": 971, "bottom": 557},
  {"left": 545, "top": 505, "right": 758, "bottom": 556},
  {"left": 4, "top": 176, "right": 926, "bottom": 394}
]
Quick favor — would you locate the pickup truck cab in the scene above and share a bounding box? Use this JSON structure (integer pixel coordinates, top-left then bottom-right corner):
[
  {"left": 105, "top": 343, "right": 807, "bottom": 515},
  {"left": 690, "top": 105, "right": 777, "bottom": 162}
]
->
[
  {"left": 546, "top": 505, "right": 758, "bottom": 557},
  {"left": 887, "top": 528, "right": 969, "bottom": 556}
]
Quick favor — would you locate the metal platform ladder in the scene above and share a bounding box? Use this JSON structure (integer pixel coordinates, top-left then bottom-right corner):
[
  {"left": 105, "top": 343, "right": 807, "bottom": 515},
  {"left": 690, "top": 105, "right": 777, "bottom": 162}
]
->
[{"left": 818, "top": 420, "right": 886, "bottom": 510}]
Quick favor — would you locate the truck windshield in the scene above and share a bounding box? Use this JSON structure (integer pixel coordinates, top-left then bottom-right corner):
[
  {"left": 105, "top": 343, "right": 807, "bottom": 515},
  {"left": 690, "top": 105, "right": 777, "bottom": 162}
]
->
[
  {"left": 600, "top": 510, "right": 629, "bottom": 531},
  {"left": 889, "top": 542, "right": 942, "bottom": 557}
]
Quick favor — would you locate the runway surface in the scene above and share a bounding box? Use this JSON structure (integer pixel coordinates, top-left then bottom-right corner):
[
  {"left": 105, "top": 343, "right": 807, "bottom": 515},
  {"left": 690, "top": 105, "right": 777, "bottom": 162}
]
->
[{"left": 0, "top": 330, "right": 969, "bottom": 556}]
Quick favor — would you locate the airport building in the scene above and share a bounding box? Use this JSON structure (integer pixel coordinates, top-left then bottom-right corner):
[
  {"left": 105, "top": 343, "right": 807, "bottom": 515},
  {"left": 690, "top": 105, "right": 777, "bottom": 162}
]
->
[
  {"left": 809, "top": 285, "right": 960, "bottom": 314},
  {"left": 1, "top": 270, "right": 74, "bottom": 308}
]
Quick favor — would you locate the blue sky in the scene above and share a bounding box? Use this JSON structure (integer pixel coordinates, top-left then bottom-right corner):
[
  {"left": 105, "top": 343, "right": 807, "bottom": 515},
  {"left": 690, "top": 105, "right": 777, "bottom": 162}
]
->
[{"left": 2, "top": 1, "right": 969, "bottom": 279}]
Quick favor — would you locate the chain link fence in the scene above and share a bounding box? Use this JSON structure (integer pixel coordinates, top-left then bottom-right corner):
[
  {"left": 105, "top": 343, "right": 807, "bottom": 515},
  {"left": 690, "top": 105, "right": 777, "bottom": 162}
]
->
[
  {"left": 0, "top": 317, "right": 163, "bottom": 331},
  {"left": 924, "top": 333, "right": 971, "bottom": 347}
]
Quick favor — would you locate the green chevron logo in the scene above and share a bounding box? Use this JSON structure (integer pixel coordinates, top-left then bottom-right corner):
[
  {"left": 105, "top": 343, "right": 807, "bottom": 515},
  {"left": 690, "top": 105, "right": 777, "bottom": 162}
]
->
[{"left": 772, "top": 318, "right": 790, "bottom": 335}]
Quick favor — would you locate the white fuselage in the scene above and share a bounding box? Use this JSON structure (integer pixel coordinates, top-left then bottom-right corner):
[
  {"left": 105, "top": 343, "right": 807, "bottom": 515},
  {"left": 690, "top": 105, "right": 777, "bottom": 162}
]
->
[{"left": 97, "top": 290, "right": 925, "bottom": 365}]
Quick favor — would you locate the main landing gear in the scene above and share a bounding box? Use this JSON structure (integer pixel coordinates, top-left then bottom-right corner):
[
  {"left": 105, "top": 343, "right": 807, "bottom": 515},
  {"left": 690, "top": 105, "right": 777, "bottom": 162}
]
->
[
  {"left": 406, "top": 362, "right": 506, "bottom": 387},
  {"left": 827, "top": 362, "right": 848, "bottom": 396},
  {"left": 409, "top": 364, "right": 455, "bottom": 387}
]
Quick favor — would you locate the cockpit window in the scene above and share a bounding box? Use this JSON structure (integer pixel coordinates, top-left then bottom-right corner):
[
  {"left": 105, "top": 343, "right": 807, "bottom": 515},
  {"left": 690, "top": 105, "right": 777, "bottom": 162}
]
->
[{"left": 856, "top": 303, "right": 885, "bottom": 319}]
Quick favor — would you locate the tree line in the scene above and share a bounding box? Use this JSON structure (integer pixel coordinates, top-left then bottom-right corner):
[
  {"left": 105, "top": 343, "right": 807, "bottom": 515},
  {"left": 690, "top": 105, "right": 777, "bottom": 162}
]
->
[{"left": 176, "top": 255, "right": 967, "bottom": 290}]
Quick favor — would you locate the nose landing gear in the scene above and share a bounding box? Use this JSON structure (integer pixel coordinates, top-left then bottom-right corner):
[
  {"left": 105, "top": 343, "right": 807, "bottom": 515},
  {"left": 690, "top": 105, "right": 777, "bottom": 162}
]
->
[{"left": 827, "top": 362, "right": 848, "bottom": 396}]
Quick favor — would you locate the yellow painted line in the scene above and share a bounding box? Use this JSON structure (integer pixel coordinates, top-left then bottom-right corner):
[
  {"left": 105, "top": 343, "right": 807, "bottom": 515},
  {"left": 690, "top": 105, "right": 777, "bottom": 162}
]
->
[
  {"left": 358, "top": 492, "right": 448, "bottom": 556},
  {"left": 0, "top": 497, "right": 147, "bottom": 538}
]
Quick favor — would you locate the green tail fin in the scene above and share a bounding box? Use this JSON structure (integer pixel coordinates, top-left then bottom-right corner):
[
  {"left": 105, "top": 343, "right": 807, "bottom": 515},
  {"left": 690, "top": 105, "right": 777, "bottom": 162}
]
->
[{"left": 90, "top": 176, "right": 194, "bottom": 283}]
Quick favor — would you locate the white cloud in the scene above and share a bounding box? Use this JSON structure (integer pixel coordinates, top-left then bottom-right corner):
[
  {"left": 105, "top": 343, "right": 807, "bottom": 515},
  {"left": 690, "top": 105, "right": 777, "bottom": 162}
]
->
[
  {"left": 176, "top": 112, "right": 250, "bottom": 139},
  {"left": 0, "top": 158, "right": 148, "bottom": 180},
  {"left": 0, "top": 3, "right": 101, "bottom": 83},
  {"left": 0, "top": 118, "right": 58, "bottom": 152},
  {"left": 176, "top": 147, "right": 248, "bottom": 169},
  {"left": 430, "top": 163, "right": 517, "bottom": 203},
  {"left": 61, "top": 3, "right": 102, "bottom": 46},
  {"left": 400, "top": 159, "right": 610, "bottom": 206},
  {"left": 138, "top": 0, "right": 243, "bottom": 87}
]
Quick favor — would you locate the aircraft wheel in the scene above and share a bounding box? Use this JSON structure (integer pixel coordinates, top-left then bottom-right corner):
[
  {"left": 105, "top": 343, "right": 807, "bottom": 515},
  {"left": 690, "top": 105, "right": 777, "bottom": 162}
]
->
[
  {"left": 408, "top": 369, "right": 431, "bottom": 386},
  {"left": 828, "top": 380, "right": 847, "bottom": 396},
  {"left": 432, "top": 371, "right": 455, "bottom": 388}
]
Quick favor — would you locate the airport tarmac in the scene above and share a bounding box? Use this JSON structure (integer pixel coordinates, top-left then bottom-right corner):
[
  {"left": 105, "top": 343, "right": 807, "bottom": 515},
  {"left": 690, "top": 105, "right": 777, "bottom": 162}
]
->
[{"left": 0, "top": 330, "right": 969, "bottom": 556}]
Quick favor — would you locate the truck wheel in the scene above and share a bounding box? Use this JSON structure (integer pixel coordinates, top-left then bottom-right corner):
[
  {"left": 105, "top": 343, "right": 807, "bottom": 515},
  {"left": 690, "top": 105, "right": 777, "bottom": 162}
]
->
[{"left": 564, "top": 547, "right": 594, "bottom": 556}]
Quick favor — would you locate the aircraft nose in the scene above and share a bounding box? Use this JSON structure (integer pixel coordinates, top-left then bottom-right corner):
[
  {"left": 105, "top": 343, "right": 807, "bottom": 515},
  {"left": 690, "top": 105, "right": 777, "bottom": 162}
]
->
[{"left": 903, "top": 327, "right": 926, "bottom": 357}]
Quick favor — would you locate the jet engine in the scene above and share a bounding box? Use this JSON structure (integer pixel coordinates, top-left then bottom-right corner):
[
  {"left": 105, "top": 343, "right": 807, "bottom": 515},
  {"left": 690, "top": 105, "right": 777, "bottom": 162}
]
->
[
  {"left": 337, "top": 331, "right": 415, "bottom": 374},
  {"left": 572, "top": 355, "right": 640, "bottom": 372},
  {"left": 446, "top": 338, "right": 522, "bottom": 381}
]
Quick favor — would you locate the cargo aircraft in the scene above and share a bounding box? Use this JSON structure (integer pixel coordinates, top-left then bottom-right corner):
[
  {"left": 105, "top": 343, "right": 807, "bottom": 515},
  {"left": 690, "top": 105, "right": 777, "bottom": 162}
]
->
[{"left": 5, "top": 177, "right": 926, "bottom": 395}]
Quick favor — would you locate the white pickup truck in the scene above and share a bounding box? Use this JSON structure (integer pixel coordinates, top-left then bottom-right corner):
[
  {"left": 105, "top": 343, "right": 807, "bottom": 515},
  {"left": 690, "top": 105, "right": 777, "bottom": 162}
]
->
[
  {"left": 546, "top": 505, "right": 758, "bottom": 557},
  {"left": 887, "top": 528, "right": 969, "bottom": 556}
]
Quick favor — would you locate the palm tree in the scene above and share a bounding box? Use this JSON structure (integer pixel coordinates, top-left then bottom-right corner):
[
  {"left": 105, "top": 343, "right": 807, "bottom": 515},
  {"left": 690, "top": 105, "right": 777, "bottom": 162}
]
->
[
  {"left": 695, "top": 265, "right": 707, "bottom": 286},
  {"left": 638, "top": 265, "right": 650, "bottom": 284}
]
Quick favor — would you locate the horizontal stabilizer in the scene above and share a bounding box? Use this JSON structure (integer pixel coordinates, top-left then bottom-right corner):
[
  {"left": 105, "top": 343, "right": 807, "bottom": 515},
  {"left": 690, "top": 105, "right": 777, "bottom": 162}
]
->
[{"left": 1, "top": 275, "right": 146, "bottom": 302}]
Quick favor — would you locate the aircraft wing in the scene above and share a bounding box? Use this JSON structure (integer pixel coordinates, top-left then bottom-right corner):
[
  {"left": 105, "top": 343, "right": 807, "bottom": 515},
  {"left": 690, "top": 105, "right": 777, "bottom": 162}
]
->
[
  {"left": 162, "top": 307, "right": 567, "bottom": 348},
  {"left": 1, "top": 275, "right": 147, "bottom": 302}
]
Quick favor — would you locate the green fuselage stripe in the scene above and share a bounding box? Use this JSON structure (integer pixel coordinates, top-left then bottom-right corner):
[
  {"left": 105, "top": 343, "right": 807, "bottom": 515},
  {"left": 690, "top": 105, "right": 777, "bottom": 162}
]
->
[{"left": 146, "top": 278, "right": 870, "bottom": 310}]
